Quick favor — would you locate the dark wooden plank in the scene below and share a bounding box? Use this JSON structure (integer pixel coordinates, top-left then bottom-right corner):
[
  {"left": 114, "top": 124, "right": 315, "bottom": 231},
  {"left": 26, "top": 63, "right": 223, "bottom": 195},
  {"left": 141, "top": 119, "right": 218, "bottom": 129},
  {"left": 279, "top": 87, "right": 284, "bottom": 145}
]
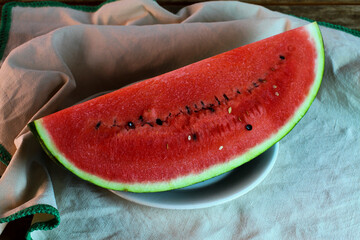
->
[
  {"left": 265, "top": 5, "right": 360, "bottom": 31},
  {"left": 159, "top": 2, "right": 360, "bottom": 31}
]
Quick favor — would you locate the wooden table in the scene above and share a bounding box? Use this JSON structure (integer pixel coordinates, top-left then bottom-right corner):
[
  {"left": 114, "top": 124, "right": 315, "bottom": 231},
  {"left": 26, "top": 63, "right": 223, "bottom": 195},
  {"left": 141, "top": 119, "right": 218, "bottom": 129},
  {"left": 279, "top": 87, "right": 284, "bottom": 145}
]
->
[
  {"left": 161, "top": 0, "right": 360, "bottom": 31},
  {"left": 0, "top": 0, "right": 358, "bottom": 239},
  {"left": 0, "top": 0, "right": 359, "bottom": 31}
]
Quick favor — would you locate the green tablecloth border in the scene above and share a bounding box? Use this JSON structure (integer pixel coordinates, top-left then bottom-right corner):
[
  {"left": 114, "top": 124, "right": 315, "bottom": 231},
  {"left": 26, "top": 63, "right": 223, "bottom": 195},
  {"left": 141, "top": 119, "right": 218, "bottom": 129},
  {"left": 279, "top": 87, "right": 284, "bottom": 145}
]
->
[
  {"left": 0, "top": 0, "right": 359, "bottom": 239},
  {"left": 0, "top": 204, "right": 60, "bottom": 240},
  {"left": 0, "top": 144, "right": 11, "bottom": 166}
]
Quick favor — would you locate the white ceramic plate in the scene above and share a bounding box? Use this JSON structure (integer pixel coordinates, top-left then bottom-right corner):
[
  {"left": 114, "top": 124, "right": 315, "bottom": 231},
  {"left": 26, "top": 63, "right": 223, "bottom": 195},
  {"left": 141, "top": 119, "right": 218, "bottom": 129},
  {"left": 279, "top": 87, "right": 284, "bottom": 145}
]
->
[{"left": 111, "top": 143, "right": 279, "bottom": 209}]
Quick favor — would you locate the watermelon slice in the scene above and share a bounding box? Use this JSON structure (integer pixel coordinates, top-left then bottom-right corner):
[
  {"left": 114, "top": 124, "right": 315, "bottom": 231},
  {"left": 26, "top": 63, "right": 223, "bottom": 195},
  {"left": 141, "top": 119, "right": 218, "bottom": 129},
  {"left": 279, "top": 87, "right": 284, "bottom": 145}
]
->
[{"left": 29, "top": 22, "right": 324, "bottom": 192}]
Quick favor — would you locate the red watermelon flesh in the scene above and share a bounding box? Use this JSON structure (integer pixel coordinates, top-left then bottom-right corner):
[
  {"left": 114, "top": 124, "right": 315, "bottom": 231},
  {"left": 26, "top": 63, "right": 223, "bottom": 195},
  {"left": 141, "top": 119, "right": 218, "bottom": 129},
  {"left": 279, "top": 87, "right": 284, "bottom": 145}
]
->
[{"left": 29, "top": 22, "right": 324, "bottom": 192}]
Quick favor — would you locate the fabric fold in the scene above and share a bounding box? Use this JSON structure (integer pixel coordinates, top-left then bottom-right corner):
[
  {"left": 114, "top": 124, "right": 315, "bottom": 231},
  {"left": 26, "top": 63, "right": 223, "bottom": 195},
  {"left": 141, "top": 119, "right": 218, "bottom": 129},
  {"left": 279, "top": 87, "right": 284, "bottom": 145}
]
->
[{"left": 0, "top": 0, "right": 359, "bottom": 239}]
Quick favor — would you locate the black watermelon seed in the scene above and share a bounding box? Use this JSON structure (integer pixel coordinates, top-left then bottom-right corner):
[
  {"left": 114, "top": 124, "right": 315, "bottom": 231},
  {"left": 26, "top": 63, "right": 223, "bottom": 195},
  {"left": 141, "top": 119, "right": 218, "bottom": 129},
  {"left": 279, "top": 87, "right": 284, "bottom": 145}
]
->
[
  {"left": 139, "top": 115, "right": 144, "bottom": 121},
  {"left": 280, "top": 55, "right": 285, "bottom": 60},
  {"left": 127, "top": 121, "right": 135, "bottom": 129},
  {"left": 201, "top": 101, "right": 205, "bottom": 107},
  {"left": 215, "top": 96, "right": 221, "bottom": 105},
  {"left": 185, "top": 106, "right": 192, "bottom": 114},
  {"left": 245, "top": 124, "right": 252, "bottom": 131},
  {"left": 95, "top": 121, "right": 101, "bottom": 130},
  {"left": 208, "top": 107, "right": 215, "bottom": 112},
  {"left": 236, "top": 89, "right": 241, "bottom": 94},
  {"left": 192, "top": 133, "right": 197, "bottom": 141},
  {"left": 253, "top": 82, "right": 259, "bottom": 87},
  {"left": 156, "top": 119, "right": 163, "bottom": 125},
  {"left": 258, "top": 79, "right": 266, "bottom": 83},
  {"left": 223, "top": 94, "right": 229, "bottom": 101}
]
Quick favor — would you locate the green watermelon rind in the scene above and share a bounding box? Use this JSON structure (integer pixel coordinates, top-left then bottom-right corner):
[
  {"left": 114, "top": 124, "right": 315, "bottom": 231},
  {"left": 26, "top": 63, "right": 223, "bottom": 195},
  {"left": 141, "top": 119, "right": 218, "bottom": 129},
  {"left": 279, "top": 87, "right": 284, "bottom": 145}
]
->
[{"left": 29, "top": 22, "right": 324, "bottom": 193}]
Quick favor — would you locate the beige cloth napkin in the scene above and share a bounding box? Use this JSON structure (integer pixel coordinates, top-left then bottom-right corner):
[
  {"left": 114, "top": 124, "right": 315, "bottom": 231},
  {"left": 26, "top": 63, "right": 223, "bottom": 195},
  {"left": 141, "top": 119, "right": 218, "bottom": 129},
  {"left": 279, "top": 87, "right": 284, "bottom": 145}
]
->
[{"left": 1, "top": 0, "right": 360, "bottom": 239}]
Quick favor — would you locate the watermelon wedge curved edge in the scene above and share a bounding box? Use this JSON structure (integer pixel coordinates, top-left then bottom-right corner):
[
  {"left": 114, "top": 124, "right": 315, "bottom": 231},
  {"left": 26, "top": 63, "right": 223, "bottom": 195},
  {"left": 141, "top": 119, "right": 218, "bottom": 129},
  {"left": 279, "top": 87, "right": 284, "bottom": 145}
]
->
[{"left": 28, "top": 22, "right": 325, "bottom": 193}]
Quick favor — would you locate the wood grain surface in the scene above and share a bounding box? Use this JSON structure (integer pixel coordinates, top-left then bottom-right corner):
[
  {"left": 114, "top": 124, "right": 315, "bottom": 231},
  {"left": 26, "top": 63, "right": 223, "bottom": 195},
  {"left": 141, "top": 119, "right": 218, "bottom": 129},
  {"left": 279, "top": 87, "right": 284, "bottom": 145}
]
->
[{"left": 159, "top": 0, "right": 360, "bottom": 31}]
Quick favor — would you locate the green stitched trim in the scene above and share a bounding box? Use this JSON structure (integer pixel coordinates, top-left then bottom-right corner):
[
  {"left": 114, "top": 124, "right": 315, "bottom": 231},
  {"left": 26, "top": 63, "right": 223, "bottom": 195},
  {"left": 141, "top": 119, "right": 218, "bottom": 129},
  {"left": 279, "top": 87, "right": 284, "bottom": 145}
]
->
[
  {"left": 292, "top": 15, "right": 360, "bottom": 38},
  {"left": 0, "top": 204, "right": 60, "bottom": 240},
  {"left": 26, "top": 218, "right": 60, "bottom": 240},
  {"left": 0, "top": 1, "right": 12, "bottom": 63},
  {"left": 0, "top": 0, "right": 117, "bottom": 61},
  {"left": 0, "top": 143, "right": 11, "bottom": 166}
]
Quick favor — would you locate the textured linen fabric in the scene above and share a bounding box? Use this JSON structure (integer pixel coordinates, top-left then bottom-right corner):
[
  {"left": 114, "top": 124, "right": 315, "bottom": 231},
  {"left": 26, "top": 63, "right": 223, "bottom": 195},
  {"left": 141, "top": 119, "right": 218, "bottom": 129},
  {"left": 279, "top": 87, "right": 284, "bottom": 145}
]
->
[{"left": 0, "top": 0, "right": 359, "bottom": 239}]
